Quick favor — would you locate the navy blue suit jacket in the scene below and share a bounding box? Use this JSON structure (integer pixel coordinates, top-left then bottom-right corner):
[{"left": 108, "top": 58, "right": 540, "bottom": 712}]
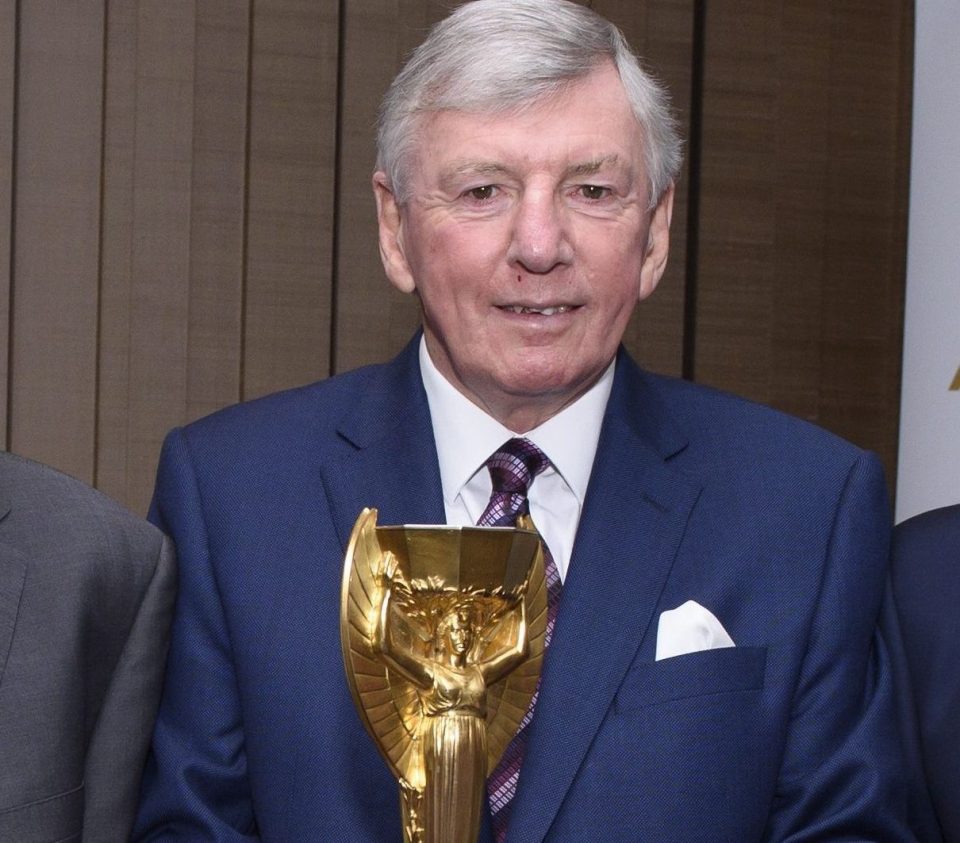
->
[
  {"left": 885, "top": 505, "right": 960, "bottom": 842},
  {"left": 134, "top": 338, "right": 911, "bottom": 841}
]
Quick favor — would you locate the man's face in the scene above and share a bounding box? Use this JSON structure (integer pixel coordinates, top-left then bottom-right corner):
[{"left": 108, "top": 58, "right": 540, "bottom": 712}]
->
[{"left": 375, "top": 63, "right": 673, "bottom": 431}]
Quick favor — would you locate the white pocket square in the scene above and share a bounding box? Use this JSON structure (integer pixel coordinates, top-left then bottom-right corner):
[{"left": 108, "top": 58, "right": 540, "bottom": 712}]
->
[{"left": 655, "top": 600, "right": 735, "bottom": 661}]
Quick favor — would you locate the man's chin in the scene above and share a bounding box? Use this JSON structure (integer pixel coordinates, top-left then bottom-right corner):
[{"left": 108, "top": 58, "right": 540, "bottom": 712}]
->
[{"left": 488, "top": 369, "right": 602, "bottom": 419}]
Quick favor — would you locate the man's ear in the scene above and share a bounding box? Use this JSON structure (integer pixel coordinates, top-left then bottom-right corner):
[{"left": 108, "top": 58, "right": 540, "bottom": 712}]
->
[
  {"left": 638, "top": 182, "right": 675, "bottom": 302},
  {"left": 373, "top": 172, "right": 416, "bottom": 294}
]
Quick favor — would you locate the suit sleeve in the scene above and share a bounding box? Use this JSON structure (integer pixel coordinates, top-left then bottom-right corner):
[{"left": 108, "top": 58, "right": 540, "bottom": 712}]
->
[
  {"left": 763, "top": 452, "right": 916, "bottom": 841},
  {"left": 82, "top": 529, "right": 177, "bottom": 842},
  {"left": 133, "top": 429, "right": 261, "bottom": 841}
]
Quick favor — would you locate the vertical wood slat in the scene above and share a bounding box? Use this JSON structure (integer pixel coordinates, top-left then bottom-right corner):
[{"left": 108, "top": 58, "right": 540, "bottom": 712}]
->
[
  {"left": 9, "top": 2, "right": 104, "bottom": 482},
  {"left": 696, "top": 2, "right": 780, "bottom": 403},
  {"left": 333, "top": 1, "right": 448, "bottom": 374},
  {"left": 98, "top": 0, "right": 196, "bottom": 513},
  {"left": 97, "top": 0, "right": 138, "bottom": 504},
  {"left": 243, "top": 0, "right": 338, "bottom": 399},
  {"left": 0, "top": 0, "right": 14, "bottom": 445},
  {"left": 698, "top": 1, "right": 830, "bottom": 408},
  {"left": 186, "top": 2, "right": 249, "bottom": 422},
  {"left": 769, "top": 1, "right": 831, "bottom": 421},
  {"left": 597, "top": 0, "right": 695, "bottom": 377}
]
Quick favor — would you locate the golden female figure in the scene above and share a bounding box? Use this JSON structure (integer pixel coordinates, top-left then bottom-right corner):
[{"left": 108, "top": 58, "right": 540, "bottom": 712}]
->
[
  {"left": 340, "top": 509, "right": 546, "bottom": 843},
  {"left": 372, "top": 554, "right": 528, "bottom": 843}
]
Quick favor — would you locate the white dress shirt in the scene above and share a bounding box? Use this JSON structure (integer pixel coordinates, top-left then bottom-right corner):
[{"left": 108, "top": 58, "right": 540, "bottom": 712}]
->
[{"left": 419, "top": 337, "right": 613, "bottom": 583}]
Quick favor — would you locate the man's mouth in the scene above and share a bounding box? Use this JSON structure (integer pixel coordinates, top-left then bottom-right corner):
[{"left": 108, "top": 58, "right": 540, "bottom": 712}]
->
[{"left": 500, "top": 305, "right": 574, "bottom": 316}]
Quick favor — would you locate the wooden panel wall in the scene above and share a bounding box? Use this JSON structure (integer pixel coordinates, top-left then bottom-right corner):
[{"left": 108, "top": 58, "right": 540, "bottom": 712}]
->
[
  {"left": 694, "top": 1, "right": 913, "bottom": 478},
  {"left": 0, "top": 1, "right": 913, "bottom": 515}
]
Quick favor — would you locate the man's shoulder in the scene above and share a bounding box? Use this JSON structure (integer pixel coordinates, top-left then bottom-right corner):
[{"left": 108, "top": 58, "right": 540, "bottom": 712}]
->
[
  {"left": 895, "top": 503, "right": 960, "bottom": 544},
  {"left": 0, "top": 449, "right": 155, "bottom": 528},
  {"left": 892, "top": 503, "right": 960, "bottom": 582},
  {"left": 180, "top": 353, "right": 414, "bottom": 448},
  {"left": 0, "top": 450, "right": 167, "bottom": 574},
  {"left": 629, "top": 366, "right": 869, "bottom": 468}
]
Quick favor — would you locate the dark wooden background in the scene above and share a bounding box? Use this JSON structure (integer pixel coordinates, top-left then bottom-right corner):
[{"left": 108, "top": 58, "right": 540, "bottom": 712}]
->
[{"left": 0, "top": 1, "right": 913, "bottom": 515}]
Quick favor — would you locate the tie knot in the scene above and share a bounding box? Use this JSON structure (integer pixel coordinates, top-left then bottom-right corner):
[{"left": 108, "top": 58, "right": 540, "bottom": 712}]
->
[{"left": 486, "top": 437, "right": 549, "bottom": 495}]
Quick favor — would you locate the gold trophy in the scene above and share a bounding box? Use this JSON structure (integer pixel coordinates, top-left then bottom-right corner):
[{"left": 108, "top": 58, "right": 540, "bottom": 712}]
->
[{"left": 341, "top": 508, "right": 547, "bottom": 843}]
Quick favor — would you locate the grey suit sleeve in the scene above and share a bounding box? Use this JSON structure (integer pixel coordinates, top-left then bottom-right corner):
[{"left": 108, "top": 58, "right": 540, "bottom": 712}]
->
[{"left": 82, "top": 532, "right": 177, "bottom": 843}]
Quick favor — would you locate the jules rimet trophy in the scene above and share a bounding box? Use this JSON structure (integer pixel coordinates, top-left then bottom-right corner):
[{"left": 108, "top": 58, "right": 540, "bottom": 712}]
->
[{"left": 340, "top": 508, "right": 547, "bottom": 843}]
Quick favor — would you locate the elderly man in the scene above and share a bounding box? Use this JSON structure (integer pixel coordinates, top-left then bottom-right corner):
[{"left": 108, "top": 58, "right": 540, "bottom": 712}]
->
[{"left": 135, "top": 1, "right": 911, "bottom": 840}]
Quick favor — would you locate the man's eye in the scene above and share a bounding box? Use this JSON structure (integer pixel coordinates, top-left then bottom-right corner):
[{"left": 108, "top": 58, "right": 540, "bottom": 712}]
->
[
  {"left": 465, "top": 185, "right": 497, "bottom": 201},
  {"left": 578, "top": 185, "right": 610, "bottom": 200}
]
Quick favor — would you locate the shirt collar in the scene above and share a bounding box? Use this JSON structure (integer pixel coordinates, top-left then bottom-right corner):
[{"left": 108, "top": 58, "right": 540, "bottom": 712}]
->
[{"left": 419, "top": 336, "right": 614, "bottom": 508}]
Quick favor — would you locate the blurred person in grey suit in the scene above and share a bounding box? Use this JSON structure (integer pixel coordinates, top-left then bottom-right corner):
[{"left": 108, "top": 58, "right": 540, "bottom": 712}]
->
[{"left": 0, "top": 451, "right": 176, "bottom": 842}]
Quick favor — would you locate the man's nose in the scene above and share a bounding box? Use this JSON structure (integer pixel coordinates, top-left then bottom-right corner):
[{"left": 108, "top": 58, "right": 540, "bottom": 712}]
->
[{"left": 507, "top": 190, "right": 573, "bottom": 274}]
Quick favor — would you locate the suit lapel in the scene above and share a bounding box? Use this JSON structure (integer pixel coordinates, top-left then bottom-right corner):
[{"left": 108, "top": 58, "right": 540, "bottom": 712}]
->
[
  {"left": 319, "top": 338, "right": 446, "bottom": 547},
  {"left": 0, "top": 500, "right": 26, "bottom": 690},
  {"left": 507, "top": 354, "right": 702, "bottom": 843}
]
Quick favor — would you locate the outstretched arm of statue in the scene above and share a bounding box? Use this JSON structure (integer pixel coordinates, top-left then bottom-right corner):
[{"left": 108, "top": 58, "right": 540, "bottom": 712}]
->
[
  {"left": 480, "top": 597, "right": 529, "bottom": 686},
  {"left": 372, "top": 554, "right": 433, "bottom": 689}
]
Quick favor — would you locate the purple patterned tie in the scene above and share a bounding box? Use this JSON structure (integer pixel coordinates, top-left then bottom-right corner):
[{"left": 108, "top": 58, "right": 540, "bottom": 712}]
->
[{"left": 479, "top": 438, "right": 562, "bottom": 842}]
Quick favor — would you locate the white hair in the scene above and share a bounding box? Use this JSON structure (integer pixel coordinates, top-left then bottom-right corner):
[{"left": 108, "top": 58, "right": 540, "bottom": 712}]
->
[{"left": 376, "top": 0, "right": 682, "bottom": 208}]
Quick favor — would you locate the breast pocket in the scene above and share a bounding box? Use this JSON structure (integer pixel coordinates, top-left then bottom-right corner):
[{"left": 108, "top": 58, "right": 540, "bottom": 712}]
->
[
  {"left": 614, "top": 645, "right": 767, "bottom": 712},
  {"left": 567, "top": 646, "right": 773, "bottom": 838},
  {"left": 0, "top": 783, "right": 83, "bottom": 843}
]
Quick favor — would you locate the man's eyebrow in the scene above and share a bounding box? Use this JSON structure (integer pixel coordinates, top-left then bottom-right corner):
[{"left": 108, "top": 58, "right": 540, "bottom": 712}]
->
[
  {"left": 439, "top": 161, "right": 512, "bottom": 185},
  {"left": 566, "top": 155, "right": 625, "bottom": 178}
]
